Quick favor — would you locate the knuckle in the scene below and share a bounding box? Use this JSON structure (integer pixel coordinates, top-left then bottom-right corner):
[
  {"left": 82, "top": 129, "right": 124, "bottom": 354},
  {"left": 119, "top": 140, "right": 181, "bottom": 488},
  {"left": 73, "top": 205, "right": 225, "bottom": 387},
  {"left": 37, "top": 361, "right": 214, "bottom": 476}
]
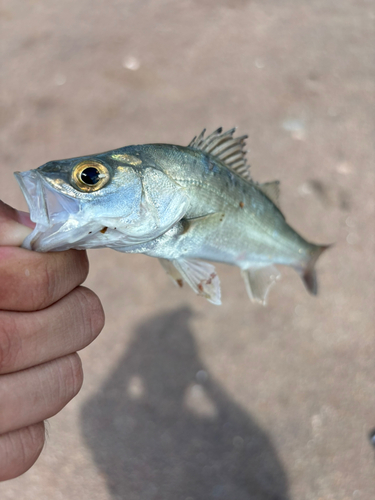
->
[
  {"left": 29, "top": 258, "right": 57, "bottom": 310},
  {"left": 28, "top": 251, "right": 89, "bottom": 311},
  {"left": 28, "top": 422, "right": 46, "bottom": 456},
  {"left": 76, "top": 250, "right": 90, "bottom": 282},
  {"left": 40, "top": 355, "right": 83, "bottom": 419},
  {"left": 74, "top": 287, "right": 105, "bottom": 344},
  {"left": 60, "top": 353, "right": 84, "bottom": 400},
  {"left": 0, "top": 314, "right": 22, "bottom": 373},
  {"left": 19, "top": 422, "right": 46, "bottom": 469},
  {"left": 0, "top": 423, "right": 45, "bottom": 481},
  {"left": 62, "top": 250, "right": 89, "bottom": 287}
]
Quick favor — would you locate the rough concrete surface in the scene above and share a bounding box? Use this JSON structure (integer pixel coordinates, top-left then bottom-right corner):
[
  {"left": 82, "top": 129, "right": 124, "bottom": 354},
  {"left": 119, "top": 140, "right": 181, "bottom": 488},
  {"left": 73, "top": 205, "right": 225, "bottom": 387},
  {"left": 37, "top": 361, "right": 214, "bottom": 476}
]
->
[{"left": 0, "top": 1, "right": 374, "bottom": 499}]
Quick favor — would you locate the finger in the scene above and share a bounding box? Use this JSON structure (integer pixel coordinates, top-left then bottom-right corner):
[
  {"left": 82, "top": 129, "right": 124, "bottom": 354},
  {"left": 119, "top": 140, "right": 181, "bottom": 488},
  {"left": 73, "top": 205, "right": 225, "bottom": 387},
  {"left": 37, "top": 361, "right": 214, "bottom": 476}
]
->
[
  {"left": 0, "top": 286, "right": 105, "bottom": 374},
  {"left": 0, "top": 246, "right": 89, "bottom": 311},
  {"left": 0, "top": 422, "right": 45, "bottom": 481},
  {"left": 0, "top": 200, "right": 34, "bottom": 246},
  {"left": 0, "top": 353, "right": 83, "bottom": 435}
]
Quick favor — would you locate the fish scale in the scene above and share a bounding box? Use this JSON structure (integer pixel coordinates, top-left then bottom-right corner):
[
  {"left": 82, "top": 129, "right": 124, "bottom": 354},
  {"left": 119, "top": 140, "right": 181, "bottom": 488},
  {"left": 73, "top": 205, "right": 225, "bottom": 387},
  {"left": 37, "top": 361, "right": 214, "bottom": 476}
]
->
[{"left": 15, "top": 127, "right": 329, "bottom": 305}]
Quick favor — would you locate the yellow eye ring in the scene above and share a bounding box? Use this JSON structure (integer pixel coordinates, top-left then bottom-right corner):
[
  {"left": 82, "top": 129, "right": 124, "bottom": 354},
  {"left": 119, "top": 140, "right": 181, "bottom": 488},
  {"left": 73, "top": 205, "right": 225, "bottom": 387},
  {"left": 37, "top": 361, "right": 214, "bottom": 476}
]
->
[{"left": 71, "top": 161, "right": 110, "bottom": 192}]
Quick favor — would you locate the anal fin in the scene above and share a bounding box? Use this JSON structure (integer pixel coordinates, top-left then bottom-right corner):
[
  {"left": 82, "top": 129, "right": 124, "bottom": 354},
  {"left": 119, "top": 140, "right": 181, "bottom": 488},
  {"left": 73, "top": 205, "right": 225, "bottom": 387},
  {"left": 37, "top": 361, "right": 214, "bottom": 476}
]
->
[
  {"left": 159, "top": 258, "right": 184, "bottom": 288},
  {"left": 241, "top": 265, "right": 280, "bottom": 305},
  {"left": 160, "top": 258, "right": 221, "bottom": 305}
]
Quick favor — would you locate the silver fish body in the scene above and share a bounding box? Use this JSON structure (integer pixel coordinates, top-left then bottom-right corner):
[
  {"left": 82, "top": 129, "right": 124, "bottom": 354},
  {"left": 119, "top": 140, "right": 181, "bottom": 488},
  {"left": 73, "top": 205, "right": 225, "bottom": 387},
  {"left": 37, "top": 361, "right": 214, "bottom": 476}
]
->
[{"left": 15, "top": 128, "right": 328, "bottom": 305}]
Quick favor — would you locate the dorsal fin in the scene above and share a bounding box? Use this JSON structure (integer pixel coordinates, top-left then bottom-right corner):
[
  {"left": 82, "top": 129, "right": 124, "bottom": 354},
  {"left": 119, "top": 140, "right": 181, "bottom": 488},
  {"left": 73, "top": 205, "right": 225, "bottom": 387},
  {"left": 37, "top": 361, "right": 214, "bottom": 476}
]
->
[
  {"left": 258, "top": 181, "right": 280, "bottom": 207},
  {"left": 188, "top": 127, "right": 251, "bottom": 181}
]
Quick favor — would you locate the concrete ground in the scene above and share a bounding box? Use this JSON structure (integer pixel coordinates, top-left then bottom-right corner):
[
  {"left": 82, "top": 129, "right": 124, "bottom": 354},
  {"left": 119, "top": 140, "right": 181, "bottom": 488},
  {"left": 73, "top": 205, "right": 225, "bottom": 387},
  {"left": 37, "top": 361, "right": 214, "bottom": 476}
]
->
[{"left": 0, "top": 1, "right": 374, "bottom": 499}]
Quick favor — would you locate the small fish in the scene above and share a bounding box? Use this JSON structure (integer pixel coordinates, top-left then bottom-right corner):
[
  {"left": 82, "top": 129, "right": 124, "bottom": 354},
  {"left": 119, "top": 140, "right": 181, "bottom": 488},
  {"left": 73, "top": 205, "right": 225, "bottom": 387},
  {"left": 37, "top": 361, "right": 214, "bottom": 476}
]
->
[{"left": 15, "top": 127, "right": 329, "bottom": 305}]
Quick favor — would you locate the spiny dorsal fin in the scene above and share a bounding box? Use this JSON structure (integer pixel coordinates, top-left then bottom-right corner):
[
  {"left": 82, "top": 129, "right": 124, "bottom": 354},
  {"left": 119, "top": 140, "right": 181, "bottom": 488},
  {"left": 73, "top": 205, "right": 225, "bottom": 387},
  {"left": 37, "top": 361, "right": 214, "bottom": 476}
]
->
[
  {"left": 258, "top": 181, "right": 280, "bottom": 207},
  {"left": 188, "top": 127, "right": 251, "bottom": 181}
]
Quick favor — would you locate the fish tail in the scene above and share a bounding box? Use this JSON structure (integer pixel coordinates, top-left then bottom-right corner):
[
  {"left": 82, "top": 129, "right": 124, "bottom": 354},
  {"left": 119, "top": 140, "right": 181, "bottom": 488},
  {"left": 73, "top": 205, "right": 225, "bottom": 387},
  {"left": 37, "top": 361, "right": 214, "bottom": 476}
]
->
[{"left": 298, "top": 244, "right": 330, "bottom": 295}]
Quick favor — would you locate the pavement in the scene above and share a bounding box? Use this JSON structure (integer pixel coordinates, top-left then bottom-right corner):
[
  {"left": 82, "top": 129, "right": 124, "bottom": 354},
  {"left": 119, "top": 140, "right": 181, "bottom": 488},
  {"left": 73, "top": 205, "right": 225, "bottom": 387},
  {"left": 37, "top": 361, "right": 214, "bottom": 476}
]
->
[{"left": 0, "top": 1, "right": 374, "bottom": 499}]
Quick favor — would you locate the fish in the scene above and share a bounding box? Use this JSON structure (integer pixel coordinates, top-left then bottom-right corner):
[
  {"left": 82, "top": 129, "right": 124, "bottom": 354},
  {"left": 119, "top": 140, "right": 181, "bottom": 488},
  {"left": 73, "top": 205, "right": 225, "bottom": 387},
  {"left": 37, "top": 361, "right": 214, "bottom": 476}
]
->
[{"left": 14, "top": 127, "right": 329, "bottom": 305}]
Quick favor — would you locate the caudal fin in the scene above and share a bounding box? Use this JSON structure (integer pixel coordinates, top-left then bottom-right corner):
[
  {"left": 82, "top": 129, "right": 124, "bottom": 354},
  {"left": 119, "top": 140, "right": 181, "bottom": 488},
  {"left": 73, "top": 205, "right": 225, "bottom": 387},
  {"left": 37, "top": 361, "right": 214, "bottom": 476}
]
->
[{"left": 300, "top": 245, "right": 330, "bottom": 295}]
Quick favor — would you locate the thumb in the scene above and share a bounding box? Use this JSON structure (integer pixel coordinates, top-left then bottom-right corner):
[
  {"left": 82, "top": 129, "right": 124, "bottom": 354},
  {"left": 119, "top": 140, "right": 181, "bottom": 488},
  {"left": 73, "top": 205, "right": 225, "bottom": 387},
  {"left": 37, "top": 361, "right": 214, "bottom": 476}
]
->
[{"left": 0, "top": 200, "right": 34, "bottom": 247}]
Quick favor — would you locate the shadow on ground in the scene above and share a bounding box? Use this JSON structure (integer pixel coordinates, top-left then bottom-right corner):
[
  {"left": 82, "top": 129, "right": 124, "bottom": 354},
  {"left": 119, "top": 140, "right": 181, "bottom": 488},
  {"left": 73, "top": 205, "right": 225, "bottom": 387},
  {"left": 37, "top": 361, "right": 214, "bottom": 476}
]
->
[{"left": 81, "top": 307, "right": 289, "bottom": 500}]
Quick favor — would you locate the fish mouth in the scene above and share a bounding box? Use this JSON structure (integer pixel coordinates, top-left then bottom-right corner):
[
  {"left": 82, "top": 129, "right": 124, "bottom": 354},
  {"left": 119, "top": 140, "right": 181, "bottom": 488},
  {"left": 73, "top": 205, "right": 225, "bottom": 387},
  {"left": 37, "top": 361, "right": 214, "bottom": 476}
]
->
[{"left": 14, "top": 169, "right": 98, "bottom": 252}]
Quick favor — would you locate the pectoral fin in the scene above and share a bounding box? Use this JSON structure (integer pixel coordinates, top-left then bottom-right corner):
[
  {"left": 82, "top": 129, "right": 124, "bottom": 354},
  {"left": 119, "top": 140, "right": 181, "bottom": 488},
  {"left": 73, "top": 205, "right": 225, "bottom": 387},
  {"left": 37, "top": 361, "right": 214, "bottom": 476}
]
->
[
  {"left": 160, "top": 258, "right": 221, "bottom": 305},
  {"left": 241, "top": 265, "right": 280, "bottom": 305}
]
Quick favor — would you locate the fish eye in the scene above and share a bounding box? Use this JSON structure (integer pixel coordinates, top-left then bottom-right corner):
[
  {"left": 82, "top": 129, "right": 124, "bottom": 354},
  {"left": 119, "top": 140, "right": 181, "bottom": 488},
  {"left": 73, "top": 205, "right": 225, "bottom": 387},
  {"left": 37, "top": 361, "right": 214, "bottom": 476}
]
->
[
  {"left": 80, "top": 167, "right": 101, "bottom": 185},
  {"left": 71, "top": 161, "right": 110, "bottom": 192}
]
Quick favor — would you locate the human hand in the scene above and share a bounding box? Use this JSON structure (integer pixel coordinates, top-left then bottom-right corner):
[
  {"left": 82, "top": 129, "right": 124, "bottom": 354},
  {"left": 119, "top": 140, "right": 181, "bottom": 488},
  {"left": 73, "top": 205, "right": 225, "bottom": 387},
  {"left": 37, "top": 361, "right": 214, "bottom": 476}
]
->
[{"left": 0, "top": 200, "right": 105, "bottom": 481}]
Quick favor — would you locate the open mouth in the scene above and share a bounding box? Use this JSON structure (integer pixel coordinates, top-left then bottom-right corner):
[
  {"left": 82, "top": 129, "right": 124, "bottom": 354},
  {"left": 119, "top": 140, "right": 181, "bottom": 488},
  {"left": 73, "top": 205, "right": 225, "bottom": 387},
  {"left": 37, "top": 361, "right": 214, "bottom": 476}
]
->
[
  {"left": 15, "top": 170, "right": 49, "bottom": 226},
  {"left": 14, "top": 170, "right": 89, "bottom": 252}
]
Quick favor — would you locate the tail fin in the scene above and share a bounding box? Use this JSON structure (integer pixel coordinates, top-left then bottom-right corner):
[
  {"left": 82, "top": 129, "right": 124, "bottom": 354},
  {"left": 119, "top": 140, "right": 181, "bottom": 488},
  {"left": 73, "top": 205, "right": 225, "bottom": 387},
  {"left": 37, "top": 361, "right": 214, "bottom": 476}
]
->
[{"left": 300, "top": 244, "right": 330, "bottom": 295}]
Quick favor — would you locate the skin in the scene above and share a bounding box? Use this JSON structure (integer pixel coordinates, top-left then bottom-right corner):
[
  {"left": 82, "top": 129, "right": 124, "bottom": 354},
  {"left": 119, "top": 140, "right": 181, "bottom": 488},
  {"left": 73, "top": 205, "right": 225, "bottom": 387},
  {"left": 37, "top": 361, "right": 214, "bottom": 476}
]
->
[{"left": 0, "top": 200, "right": 105, "bottom": 481}]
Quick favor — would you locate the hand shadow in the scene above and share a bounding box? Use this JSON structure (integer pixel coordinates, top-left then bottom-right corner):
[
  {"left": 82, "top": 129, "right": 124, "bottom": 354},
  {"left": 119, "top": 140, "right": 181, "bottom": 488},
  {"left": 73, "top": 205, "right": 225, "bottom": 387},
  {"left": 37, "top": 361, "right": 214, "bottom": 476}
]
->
[{"left": 80, "top": 307, "right": 290, "bottom": 500}]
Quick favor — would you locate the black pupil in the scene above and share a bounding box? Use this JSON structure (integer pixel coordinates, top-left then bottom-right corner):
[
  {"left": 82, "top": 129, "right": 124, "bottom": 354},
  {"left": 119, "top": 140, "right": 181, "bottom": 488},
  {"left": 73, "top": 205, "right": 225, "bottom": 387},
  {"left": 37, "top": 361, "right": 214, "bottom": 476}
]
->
[{"left": 80, "top": 167, "right": 101, "bottom": 185}]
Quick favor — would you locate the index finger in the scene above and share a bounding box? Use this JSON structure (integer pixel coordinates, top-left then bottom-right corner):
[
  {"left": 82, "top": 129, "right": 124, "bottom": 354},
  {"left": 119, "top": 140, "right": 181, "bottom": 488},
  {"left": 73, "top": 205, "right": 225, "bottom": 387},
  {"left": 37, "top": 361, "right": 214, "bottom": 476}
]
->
[
  {"left": 0, "top": 246, "right": 89, "bottom": 311},
  {"left": 0, "top": 200, "right": 89, "bottom": 311},
  {"left": 0, "top": 201, "right": 34, "bottom": 247}
]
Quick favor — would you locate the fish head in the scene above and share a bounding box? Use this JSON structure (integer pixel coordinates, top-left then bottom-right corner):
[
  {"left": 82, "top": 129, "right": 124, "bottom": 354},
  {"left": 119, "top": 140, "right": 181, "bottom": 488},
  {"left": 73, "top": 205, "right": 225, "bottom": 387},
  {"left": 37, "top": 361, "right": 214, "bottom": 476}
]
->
[
  {"left": 33, "top": 154, "right": 143, "bottom": 218},
  {"left": 14, "top": 151, "right": 145, "bottom": 251},
  {"left": 15, "top": 147, "right": 190, "bottom": 252}
]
